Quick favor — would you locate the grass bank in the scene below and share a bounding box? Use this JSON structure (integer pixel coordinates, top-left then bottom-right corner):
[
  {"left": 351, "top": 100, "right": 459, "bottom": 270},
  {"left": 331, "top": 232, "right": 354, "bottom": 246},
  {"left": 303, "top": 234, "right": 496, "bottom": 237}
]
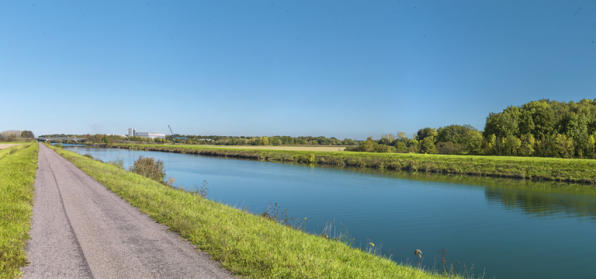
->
[
  {"left": 49, "top": 145, "right": 453, "bottom": 278},
  {"left": 110, "top": 143, "right": 596, "bottom": 184},
  {"left": 0, "top": 143, "right": 38, "bottom": 278}
]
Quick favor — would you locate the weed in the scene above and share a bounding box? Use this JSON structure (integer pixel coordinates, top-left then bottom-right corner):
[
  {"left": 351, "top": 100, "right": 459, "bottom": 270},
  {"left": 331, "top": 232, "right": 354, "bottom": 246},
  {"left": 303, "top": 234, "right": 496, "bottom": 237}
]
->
[
  {"left": 129, "top": 156, "right": 166, "bottom": 183},
  {"left": 192, "top": 180, "right": 209, "bottom": 198},
  {"left": 108, "top": 158, "right": 124, "bottom": 169}
]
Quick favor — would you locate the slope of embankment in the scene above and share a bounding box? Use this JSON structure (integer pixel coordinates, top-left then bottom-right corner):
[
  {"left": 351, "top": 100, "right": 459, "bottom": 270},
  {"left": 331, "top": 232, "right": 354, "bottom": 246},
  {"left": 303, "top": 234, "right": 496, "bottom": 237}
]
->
[{"left": 109, "top": 143, "right": 596, "bottom": 184}]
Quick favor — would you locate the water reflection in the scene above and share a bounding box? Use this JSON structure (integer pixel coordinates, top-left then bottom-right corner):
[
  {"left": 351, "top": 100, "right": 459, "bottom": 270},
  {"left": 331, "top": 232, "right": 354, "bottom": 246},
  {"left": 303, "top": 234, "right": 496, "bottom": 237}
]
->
[{"left": 323, "top": 167, "right": 596, "bottom": 221}]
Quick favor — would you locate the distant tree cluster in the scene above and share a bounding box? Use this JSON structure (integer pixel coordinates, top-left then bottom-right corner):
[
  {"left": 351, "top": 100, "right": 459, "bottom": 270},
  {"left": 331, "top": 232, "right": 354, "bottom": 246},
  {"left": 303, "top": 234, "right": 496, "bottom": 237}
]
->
[
  {"left": 192, "top": 135, "right": 357, "bottom": 146},
  {"left": 482, "top": 99, "right": 596, "bottom": 158},
  {"left": 1, "top": 130, "right": 34, "bottom": 140},
  {"left": 347, "top": 99, "right": 596, "bottom": 159}
]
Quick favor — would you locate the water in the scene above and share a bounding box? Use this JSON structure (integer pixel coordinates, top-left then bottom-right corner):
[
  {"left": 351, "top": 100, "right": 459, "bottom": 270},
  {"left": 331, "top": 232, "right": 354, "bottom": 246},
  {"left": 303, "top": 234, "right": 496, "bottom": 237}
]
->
[{"left": 65, "top": 146, "right": 596, "bottom": 279}]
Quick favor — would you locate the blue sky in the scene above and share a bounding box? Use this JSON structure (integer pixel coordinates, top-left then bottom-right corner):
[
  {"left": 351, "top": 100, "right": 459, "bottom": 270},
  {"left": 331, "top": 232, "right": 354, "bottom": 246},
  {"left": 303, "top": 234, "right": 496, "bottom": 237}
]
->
[{"left": 1, "top": 1, "right": 595, "bottom": 140}]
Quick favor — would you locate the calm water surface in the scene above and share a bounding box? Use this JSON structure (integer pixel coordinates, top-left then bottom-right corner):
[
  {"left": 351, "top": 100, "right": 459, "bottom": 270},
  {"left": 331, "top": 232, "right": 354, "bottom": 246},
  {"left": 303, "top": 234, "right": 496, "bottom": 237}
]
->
[{"left": 65, "top": 146, "right": 596, "bottom": 279}]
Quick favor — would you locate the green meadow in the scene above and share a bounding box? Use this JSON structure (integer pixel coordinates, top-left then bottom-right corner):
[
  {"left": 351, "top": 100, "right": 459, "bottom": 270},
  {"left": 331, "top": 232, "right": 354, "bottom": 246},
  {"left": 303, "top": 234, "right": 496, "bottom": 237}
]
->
[{"left": 0, "top": 143, "right": 38, "bottom": 278}]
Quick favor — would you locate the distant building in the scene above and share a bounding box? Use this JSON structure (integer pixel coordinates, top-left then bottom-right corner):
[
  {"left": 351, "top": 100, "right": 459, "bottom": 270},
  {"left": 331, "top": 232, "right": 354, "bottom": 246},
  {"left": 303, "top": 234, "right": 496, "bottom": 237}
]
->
[
  {"left": 135, "top": 132, "right": 166, "bottom": 140},
  {"left": 128, "top": 128, "right": 136, "bottom": 137}
]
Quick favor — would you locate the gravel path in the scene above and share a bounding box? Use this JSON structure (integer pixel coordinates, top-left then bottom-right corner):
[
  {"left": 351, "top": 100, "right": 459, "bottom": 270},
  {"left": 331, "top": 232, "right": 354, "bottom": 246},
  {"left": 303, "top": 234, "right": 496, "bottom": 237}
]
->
[{"left": 22, "top": 144, "right": 235, "bottom": 278}]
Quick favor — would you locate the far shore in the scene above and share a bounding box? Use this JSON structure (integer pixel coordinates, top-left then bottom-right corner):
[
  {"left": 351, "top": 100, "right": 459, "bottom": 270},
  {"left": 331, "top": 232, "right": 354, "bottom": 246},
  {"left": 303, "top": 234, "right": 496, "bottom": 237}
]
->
[{"left": 196, "top": 144, "right": 347, "bottom": 152}]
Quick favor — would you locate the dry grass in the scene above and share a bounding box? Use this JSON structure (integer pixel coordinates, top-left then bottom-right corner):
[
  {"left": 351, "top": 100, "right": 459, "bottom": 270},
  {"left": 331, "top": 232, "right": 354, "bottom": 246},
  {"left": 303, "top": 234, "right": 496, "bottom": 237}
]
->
[
  {"left": 0, "top": 144, "right": 18, "bottom": 150},
  {"left": 197, "top": 145, "right": 347, "bottom": 152}
]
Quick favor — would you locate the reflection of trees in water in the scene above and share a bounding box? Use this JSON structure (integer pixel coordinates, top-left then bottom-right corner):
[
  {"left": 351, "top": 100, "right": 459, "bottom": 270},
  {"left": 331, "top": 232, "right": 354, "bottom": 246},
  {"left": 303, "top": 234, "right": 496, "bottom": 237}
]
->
[
  {"left": 484, "top": 187, "right": 596, "bottom": 220},
  {"left": 325, "top": 165, "right": 596, "bottom": 220}
]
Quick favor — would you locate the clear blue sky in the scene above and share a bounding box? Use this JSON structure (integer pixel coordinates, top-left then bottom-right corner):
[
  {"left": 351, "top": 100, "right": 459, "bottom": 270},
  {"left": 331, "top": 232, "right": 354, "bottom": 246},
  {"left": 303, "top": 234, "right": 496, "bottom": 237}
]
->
[{"left": 1, "top": 1, "right": 595, "bottom": 140}]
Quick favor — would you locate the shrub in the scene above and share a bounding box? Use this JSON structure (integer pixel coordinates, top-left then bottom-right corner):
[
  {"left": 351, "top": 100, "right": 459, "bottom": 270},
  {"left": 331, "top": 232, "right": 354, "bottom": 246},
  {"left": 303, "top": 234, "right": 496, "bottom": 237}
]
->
[{"left": 130, "top": 156, "right": 166, "bottom": 182}]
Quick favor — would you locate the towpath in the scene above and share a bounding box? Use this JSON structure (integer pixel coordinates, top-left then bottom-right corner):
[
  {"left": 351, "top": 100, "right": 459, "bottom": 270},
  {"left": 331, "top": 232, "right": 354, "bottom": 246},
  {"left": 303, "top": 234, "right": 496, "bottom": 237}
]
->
[{"left": 22, "top": 144, "right": 234, "bottom": 278}]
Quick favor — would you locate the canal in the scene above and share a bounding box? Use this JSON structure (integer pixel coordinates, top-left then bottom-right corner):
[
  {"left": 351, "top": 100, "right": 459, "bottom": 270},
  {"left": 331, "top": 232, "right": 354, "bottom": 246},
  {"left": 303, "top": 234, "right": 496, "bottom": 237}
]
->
[{"left": 65, "top": 146, "right": 596, "bottom": 278}]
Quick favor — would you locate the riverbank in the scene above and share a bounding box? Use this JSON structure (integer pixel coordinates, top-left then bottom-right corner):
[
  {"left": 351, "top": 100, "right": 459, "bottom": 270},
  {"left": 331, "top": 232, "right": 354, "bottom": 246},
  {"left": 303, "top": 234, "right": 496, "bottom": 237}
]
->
[
  {"left": 108, "top": 143, "right": 596, "bottom": 184},
  {"left": 49, "top": 144, "right": 452, "bottom": 278},
  {"left": 0, "top": 143, "right": 38, "bottom": 278}
]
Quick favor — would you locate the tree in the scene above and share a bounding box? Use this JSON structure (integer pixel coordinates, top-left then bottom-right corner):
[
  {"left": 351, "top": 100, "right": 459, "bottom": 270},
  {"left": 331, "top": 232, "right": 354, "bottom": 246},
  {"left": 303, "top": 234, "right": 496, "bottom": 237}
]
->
[
  {"left": 519, "top": 134, "right": 535, "bottom": 156},
  {"left": 378, "top": 138, "right": 390, "bottom": 145},
  {"left": 464, "top": 130, "right": 483, "bottom": 155},
  {"left": 407, "top": 139, "right": 419, "bottom": 153},
  {"left": 397, "top": 131, "right": 407, "bottom": 140},
  {"left": 436, "top": 142, "right": 462, "bottom": 155},
  {"left": 416, "top": 128, "right": 437, "bottom": 143},
  {"left": 482, "top": 134, "right": 497, "bottom": 155},
  {"left": 436, "top": 124, "right": 476, "bottom": 145},
  {"left": 554, "top": 134, "right": 574, "bottom": 158},
  {"left": 419, "top": 137, "right": 437, "bottom": 154},
  {"left": 395, "top": 141, "right": 407, "bottom": 153},
  {"left": 586, "top": 134, "right": 596, "bottom": 159},
  {"left": 501, "top": 135, "right": 521, "bottom": 156},
  {"left": 520, "top": 100, "right": 554, "bottom": 139},
  {"left": 21, "top": 130, "right": 35, "bottom": 138},
  {"left": 361, "top": 136, "right": 376, "bottom": 152}
]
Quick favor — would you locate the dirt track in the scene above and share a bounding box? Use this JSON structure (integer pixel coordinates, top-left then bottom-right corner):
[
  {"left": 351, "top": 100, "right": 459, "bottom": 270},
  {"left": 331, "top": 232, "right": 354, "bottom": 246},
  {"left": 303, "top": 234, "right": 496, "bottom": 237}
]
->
[
  {"left": 22, "top": 144, "right": 234, "bottom": 278},
  {"left": 0, "top": 144, "right": 18, "bottom": 149}
]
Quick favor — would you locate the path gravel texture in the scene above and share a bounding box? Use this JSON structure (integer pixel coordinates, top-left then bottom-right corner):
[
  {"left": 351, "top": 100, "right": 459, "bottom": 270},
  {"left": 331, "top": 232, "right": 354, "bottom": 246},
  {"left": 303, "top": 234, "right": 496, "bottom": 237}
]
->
[{"left": 22, "top": 144, "right": 235, "bottom": 278}]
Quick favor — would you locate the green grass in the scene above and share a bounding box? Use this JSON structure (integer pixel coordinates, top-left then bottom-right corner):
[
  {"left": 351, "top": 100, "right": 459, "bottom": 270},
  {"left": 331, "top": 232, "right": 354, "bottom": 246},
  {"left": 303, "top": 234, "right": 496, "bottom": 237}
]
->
[
  {"left": 0, "top": 143, "right": 38, "bottom": 278},
  {"left": 49, "top": 145, "right": 457, "bottom": 279},
  {"left": 110, "top": 143, "right": 596, "bottom": 184}
]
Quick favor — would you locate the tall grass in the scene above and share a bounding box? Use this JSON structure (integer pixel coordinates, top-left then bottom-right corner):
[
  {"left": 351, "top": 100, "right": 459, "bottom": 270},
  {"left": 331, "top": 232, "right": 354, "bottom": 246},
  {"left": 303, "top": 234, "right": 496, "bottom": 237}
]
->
[
  {"left": 49, "top": 144, "right": 461, "bottom": 279},
  {"left": 0, "top": 143, "right": 38, "bottom": 278},
  {"left": 110, "top": 143, "right": 596, "bottom": 184}
]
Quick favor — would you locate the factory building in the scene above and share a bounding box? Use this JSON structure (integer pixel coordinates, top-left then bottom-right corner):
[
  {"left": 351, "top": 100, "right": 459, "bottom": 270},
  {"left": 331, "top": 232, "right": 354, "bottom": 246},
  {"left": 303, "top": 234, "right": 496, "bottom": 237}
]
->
[{"left": 134, "top": 132, "right": 166, "bottom": 140}]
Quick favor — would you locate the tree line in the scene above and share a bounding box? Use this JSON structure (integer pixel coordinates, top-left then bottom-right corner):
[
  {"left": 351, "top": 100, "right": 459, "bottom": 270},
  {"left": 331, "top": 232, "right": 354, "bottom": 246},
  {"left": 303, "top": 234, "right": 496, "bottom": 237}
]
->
[
  {"left": 43, "top": 133, "right": 359, "bottom": 146},
  {"left": 348, "top": 99, "right": 596, "bottom": 159},
  {"left": 195, "top": 135, "right": 358, "bottom": 146}
]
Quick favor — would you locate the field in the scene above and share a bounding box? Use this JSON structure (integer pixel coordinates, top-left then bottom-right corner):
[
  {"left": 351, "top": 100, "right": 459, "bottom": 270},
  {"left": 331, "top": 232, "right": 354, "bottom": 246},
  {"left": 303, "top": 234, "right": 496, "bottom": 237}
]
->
[
  {"left": 110, "top": 143, "right": 596, "bottom": 183},
  {"left": 199, "top": 144, "right": 347, "bottom": 151},
  {"left": 0, "top": 143, "right": 38, "bottom": 278},
  {"left": 0, "top": 144, "right": 18, "bottom": 150},
  {"left": 50, "top": 144, "right": 457, "bottom": 279}
]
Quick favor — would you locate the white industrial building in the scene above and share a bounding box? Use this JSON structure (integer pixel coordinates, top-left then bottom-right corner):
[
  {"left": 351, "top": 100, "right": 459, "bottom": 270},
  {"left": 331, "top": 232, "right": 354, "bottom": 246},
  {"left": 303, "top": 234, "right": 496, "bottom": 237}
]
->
[
  {"left": 135, "top": 132, "right": 166, "bottom": 140},
  {"left": 128, "top": 128, "right": 136, "bottom": 137}
]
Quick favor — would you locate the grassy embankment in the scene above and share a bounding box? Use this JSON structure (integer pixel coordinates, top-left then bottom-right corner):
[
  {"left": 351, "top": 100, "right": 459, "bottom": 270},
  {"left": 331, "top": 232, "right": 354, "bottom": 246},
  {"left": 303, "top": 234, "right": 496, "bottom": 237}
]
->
[
  {"left": 110, "top": 143, "right": 596, "bottom": 184},
  {"left": 0, "top": 143, "right": 38, "bottom": 278},
  {"left": 49, "top": 145, "right": 455, "bottom": 279}
]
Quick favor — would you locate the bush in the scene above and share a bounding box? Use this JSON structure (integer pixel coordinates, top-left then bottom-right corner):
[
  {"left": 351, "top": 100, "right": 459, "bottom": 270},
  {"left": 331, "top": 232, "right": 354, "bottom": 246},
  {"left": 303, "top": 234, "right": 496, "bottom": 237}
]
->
[
  {"left": 436, "top": 142, "right": 463, "bottom": 155},
  {"left": 130, "top": 156, "right": 166, "bottom": 182}
]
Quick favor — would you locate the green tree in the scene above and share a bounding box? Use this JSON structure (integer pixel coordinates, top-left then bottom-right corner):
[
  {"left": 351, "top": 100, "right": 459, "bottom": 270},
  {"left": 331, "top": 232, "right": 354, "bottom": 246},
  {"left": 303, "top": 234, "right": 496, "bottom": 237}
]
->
[
  {"left": 416, "top": 128, "right": 437, "bottom": 143},
  {"left": 395, "top": 141, "right": 407, "bottom": 153},
  {"left": 21, "top": 130, "right": 35, "bottom": 138},
  {"left": 502, "top": 135, "right": 521, "bottom": 156},
  {"left": 419, "top": 137, "right": 437, "bottom": 154},
  {"left": 361, "top": 136, "right": 376, "bottom": 152},
  {"left": 261, "top": 136, "right": 269, "bottom": 145},
  {"left": 482, "top": 134, "right": 497, "bottom": 155},
  {"left": 554, "top": 134, "right": 574, "bottom": 158},
  {"left": 464, "top": 130, "right": 483, "bottom": 155},
  {"left": 519, "top": 134, "right": 535, "bottom": 156},
  {"left": 397, "top": 131, "right": 406, "bottom": 140}
]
